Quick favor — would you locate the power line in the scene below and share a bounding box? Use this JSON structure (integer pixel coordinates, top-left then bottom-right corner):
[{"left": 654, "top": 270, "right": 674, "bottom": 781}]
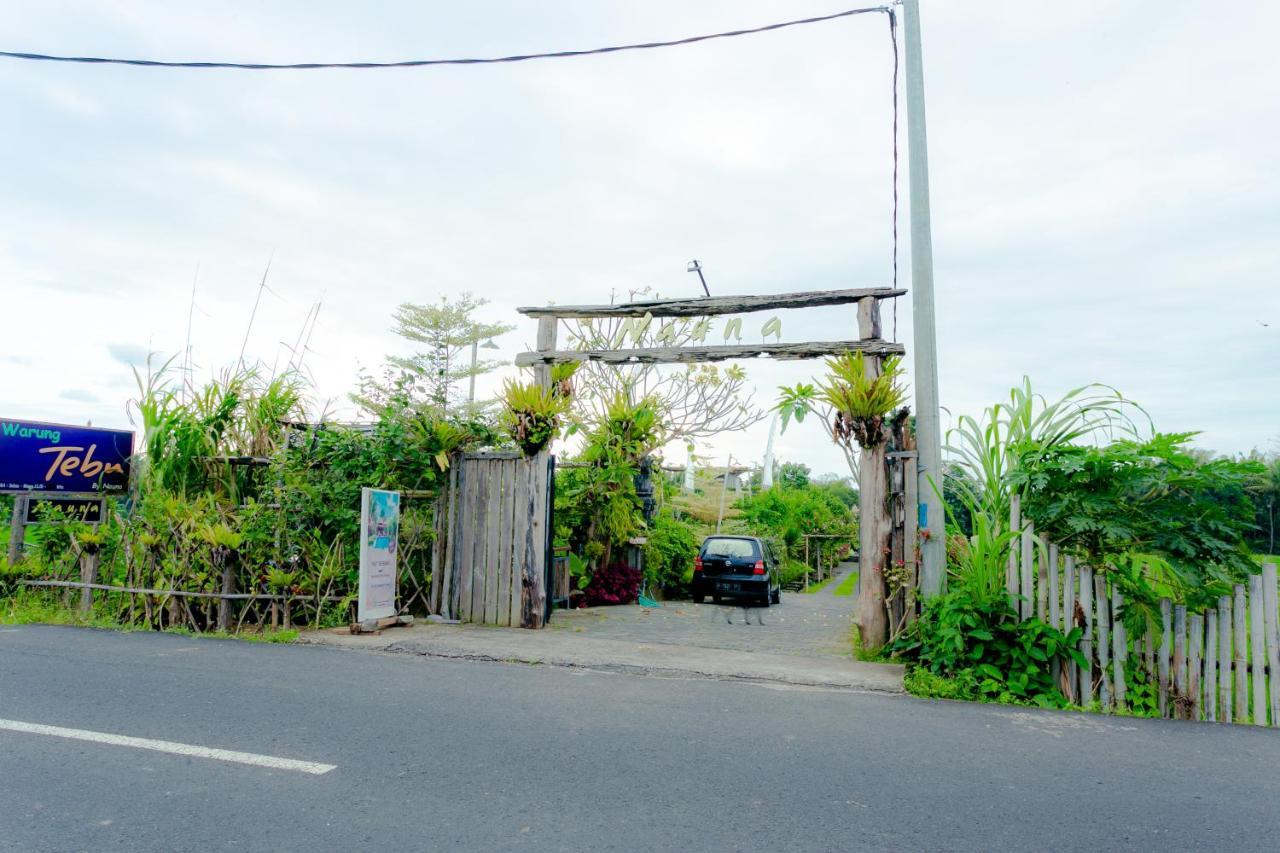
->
[{"left": 0, "top": 6, "right": 892, "bottom": 71}]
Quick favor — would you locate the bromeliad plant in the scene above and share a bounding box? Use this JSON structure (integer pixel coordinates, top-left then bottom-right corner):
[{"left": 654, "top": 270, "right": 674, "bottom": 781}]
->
[
  {"left": 775, "top": 351, "right": 910, "bottom": 477},
  {"left": 500, "top": 379, "right": 570, "bottom": 456}
]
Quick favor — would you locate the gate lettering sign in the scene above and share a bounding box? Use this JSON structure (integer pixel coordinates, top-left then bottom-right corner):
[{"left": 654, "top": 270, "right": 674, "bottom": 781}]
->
[
  {"left": 25, "top": 497, "right": 106, "bottom": 524},
  {"left": 0, "top": 419, "right": 134, "bottom": 494}
]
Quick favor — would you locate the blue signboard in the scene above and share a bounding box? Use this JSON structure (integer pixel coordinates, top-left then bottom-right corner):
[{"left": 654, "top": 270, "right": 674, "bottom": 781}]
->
[{"left": 0, "top": 418, "right": 134, "bottom": 494}]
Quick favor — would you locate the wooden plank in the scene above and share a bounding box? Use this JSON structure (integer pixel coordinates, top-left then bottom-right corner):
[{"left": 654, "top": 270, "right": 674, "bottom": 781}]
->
[
  {"left": 1158, "top": 598, "right": 1172, "bottom": 718},
  {"left": 1064, "top": 554, "right": 1077, "bottom": 700},
  {"left": 1248, "top": 574, "right": 1267, "bottom": 726},
  {"left": 517, "top": 287, "right": 907, "bottom": 319},
  {"left": 1036, "top": 536, "right": 1049, "bottom": 622},
  {"left": 494, "top": 459, "right": 514, "bottom": 627},
  {"left": 1111, "top": 587, "right": 1127, "bottom": 711},
  {"left": 1205, "top": 609, "right": 1218, "bottom": 723},
  {"left": 471, "top": 460, "right": 491, "bottom": 623},
  {"left": 515, "top": 338, "right": 906, "bottom": 367},
  {"left": 483, "top": 458, "right": 503, "bottom": 624},
  {"left": 1152, "top": 617, "right": 1162, "bottom": 676},
  {"left": 1007, "top": 494, "right": 1021, "bottom": 603},
  {"left": 1234, "top": 585, "right": 1248, "bottom": 723},
  {"left": 1173, "top": 605, "right": 1187, "bottom": 719},
  {"left": 1189, "top": 613, "right": 1203, "bottom": 721},
  {"left": 529, "top": 451, "right": 551, "bottom": 627},
  {"left": 1263, "top": 562, "right": 1280, "bottom": 727},
  {"left": 1095, "top": 574, "right": 1111, "bottom": 710},
  {"left": 1019, "top": 522, "right": 1034, "bottom": 621},
  {"left": 1219, "top": 595, "right": 1233, "bottom": 724},
  {"left": 1079, "top": 564, "right": 1094, "bottom": 706},
  {"left": 519, "top": 453, "right": 547, "bottom": 628},
  {"left": 1047, "top": 542, "right": 1060, "bottom": 629},
  {"left": 455, "top": 457, "right": 476, "bottom": 622},
  {"left": 509, "top": 456, "right": 529, "bottom": 626}
]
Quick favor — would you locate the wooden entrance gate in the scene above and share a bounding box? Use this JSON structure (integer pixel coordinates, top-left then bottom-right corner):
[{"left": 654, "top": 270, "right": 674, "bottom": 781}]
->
[{"left": 429, "top": 450, "right": 554, "bottom": 629}]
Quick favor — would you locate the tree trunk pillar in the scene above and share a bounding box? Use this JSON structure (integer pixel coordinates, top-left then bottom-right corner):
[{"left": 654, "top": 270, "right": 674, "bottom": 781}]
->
[{"left": 856, "top": 296, "right": 890, "bottom": 651}]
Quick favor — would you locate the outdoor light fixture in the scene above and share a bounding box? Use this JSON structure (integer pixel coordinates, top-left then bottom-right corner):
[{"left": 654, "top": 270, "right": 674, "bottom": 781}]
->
[
  {"left": 686, "top": 259, "right": 710, "bottom": 297},
  {"left": 481, "top": 338, "right": 499, "bottom": 350}
]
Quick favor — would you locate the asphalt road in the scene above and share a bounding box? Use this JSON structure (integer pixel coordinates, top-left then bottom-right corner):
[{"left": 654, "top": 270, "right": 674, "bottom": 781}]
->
[{"left": 2, "top": 626, "right": 1278, "bottom": 852}]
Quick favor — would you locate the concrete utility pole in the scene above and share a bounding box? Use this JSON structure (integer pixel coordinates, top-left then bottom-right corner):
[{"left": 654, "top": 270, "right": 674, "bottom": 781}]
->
[{"left": 903, "top": 0, "right": 945, "bottom": 598}]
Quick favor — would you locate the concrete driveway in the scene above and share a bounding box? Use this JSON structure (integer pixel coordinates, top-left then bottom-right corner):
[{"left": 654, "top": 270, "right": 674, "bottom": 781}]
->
[
  {"left": 300, "top": 563, "right": 899, "bottom": 692},
  {"left": 548, "top": 563, "right": 857, "bottom": 660}
]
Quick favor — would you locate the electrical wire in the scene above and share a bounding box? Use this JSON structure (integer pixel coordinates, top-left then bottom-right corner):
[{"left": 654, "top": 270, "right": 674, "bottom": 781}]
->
[{"left": 0, "top": 6, "right": 891, "bottom": 70}]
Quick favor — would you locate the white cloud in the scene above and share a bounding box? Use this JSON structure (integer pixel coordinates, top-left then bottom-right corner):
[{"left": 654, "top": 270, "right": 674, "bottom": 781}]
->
[{"left": 0, "top": 0, "right": 1277, "bottom": 473}]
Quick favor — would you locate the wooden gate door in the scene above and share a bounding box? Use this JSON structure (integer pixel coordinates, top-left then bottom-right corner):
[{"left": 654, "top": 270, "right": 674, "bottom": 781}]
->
[{"left": 429, "top": 450, "right": 554, "bottom": 628}]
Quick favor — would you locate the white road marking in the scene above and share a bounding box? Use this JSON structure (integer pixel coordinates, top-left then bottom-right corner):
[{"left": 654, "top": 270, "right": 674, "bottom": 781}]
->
[{"left": 0, "top": 719, "right": 336, "bottom": 775}]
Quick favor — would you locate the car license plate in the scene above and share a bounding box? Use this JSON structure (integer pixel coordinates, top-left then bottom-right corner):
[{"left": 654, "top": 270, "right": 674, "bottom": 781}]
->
[{"left": 719, "top": 582, "right": 740, "bottom": 592}]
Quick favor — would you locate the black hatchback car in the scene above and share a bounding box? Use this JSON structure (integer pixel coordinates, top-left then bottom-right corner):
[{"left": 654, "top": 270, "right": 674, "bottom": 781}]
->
[{"left": 691, "top": 535, "right": 781, "bottom": 607}]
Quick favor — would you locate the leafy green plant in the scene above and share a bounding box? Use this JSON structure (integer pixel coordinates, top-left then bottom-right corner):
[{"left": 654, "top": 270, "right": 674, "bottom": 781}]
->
[
  {"left": 890, "top": 586, "right": 1085, "bottom": 708},
  {"left": 501, "top": 380, "right": 568, "bottom": 455},
  {"left": 945, "top": 377, "right": 1146, "bottom": 521},
  {"left": 1015, "top": 432, "right": 1260, "bottom": 612},
  {"left": 642, "top": 513, "right": 700, "bottom": 595}
]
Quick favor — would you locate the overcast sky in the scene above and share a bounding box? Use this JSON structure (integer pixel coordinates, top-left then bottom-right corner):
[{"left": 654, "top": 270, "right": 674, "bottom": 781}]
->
[{"left": 1, "top": 0, "right": 1277, "bottom": 477}]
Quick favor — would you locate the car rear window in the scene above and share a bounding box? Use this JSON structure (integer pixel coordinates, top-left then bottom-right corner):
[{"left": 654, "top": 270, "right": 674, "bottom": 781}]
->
[{"left": 703, "top": 538, "right": 758, "bottom": 559}]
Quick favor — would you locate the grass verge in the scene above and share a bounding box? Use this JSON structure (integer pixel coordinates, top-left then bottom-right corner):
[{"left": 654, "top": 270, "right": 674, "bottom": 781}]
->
[
  {"left": 1, "top": 589, "right": 300, "bottom": 644},
  {"left": 832, "top": 571, "right": 859, "bottom": 597}
]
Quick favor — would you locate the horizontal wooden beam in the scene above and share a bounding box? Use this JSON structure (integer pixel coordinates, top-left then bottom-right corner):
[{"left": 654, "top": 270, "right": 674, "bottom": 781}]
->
[
  {"left": 517, "top": 287, "right": 905, "bottom": 319},
  {"left": 515, "top": 339, "right": 904, "bottom": 367}
]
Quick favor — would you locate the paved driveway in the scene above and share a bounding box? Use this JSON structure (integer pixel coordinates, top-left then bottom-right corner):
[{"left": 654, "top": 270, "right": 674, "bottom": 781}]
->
[{"left": 547, "top": 562, "right": 857, "bottom": 659}]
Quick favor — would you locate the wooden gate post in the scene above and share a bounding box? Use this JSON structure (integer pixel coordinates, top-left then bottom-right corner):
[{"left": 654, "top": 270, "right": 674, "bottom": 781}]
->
[{"left": 856, "top": 296, "right": 890, "bottom": 651}]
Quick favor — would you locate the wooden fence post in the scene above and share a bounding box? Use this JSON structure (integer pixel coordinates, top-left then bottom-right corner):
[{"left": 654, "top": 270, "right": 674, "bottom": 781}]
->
[
  {"left": 1234, "top": 585, "right": 1248, "bottom": 723},
  {"left": 1048, "top": 543, "right": 1060, "bottom": 630},
  {"left": 1079, "top": 564, "right": 1094, "bottom": 706},
  {"left": 1189, "top": 614, "right": 1203, "bottom": 722},
  {"left": 1248, "top": 574, "right": 1267, "bottom": 726},
  {"left": 1205, "top": 609, "right": 1218, "bottom": 723},
  {"left": 1063, "top": 555, "right": 1078, "bottom": 698},
  {"left": 1158, "top": 599, "right": 1172, "bottom": 718},
  {"left": 1263, "top": 562, "right": 1280, "bottom": 728},
  {"left": 1048, "top": 542, "right": 1060, "bottom": 690},
  {"left": 1218, "top": 595, "right": 1233, "bottom": 724},
  {"left": 1095, "top": 573, "right": 1111, "bottom": 710},
  {"left": 1007, "top": 493, "right": 1020, "bottom": 603},
  {"left": 1111, "top": 587, "right": 1127, "bottom": 711},
  {"left": 7, "top": 495, "right": 27, "bottom": 566},
  {"left": 1173, "top": 605, "right": 1187, "bottom": 719},
  {"left": 1019, "top": 522, "right": 1034, "bottom": 621},
  {"left": 1036, "top": 535, "right": 1049, "bottom": 622}
]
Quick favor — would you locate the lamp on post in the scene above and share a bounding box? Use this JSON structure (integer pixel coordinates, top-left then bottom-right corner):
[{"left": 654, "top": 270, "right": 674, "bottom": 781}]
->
[
  {"left": 468, "top": 338, "right": 500, "bottom": 403},
  {"left": 686, "top": 259, "right": 710, "bottom": 297}
]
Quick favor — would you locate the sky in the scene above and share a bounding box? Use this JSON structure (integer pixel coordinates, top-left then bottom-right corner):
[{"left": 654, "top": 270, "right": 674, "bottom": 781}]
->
[{"left": 1, "top": 0, "right": 1277, "bottom": 478}]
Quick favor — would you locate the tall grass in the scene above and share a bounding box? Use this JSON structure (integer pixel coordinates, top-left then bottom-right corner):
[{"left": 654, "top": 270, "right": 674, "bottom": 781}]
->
[
  {"left": 945, "top": 377, "right": 1148, "bottom": 521},
  {"left": 130, "top": 355, "right": 306, "bottom": 501}
]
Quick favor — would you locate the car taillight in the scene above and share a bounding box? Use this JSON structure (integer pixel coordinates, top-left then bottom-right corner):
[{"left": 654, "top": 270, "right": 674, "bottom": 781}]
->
[
  {"left": 753, "top": 560, "right": 765, "bottom": 575},
  {"left": 694, "top": 556, "right": 703, "bottom": 572}
]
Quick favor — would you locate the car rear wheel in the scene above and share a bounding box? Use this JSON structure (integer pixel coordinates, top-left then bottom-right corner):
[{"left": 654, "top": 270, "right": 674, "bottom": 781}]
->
[{"left": 771, "top": 586, "right": 781, "bottom": 605}]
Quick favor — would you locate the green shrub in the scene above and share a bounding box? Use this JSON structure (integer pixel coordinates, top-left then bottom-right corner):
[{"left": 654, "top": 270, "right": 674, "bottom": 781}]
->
[
  {"left": 889, "top": 587, "right": 1085, "bottom": 709},
  {"left": 643, "top": 513, "right": 700, "bottom": 595}
]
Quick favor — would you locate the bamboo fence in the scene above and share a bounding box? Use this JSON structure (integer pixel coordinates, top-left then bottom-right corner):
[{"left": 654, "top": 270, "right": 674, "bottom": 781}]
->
[{"left": 1008, "top": 498, "right": 1280, "bottom": 725}]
